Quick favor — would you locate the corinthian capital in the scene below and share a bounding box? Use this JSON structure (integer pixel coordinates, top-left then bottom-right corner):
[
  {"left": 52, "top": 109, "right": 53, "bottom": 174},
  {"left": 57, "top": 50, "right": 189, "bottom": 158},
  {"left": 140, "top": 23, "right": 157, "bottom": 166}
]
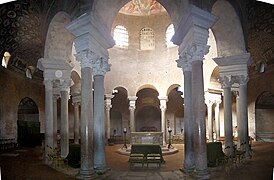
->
[
  {"left": 176, "top": 56, "right": 192, "bottom": 72},
  {"left": 75, "top": 50, "right": 100, "bottom": 69},
  {"left": 185, "top": 43, "right": 210, "bottom": 62},
  {"left": 92, "top": 57, "right": 111, "bottom": 76},
  {"left": 234, "top": 75, "right": 249, "bottom": 86},
  {"left": 218, "top": 75, "right": 234, "bottom": 89}
]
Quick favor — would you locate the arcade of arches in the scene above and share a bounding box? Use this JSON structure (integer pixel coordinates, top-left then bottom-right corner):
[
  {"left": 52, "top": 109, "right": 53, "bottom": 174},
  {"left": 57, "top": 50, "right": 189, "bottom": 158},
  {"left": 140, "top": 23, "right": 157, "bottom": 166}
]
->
[{"left": 0, "top": 0, "right": 274, "bottom": 179}]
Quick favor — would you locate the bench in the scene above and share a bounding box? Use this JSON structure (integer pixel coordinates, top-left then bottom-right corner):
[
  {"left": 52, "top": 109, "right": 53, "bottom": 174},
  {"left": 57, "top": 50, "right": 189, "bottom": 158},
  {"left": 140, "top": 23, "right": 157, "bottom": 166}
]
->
[{"left": 128, "top": 144, "right": 164, "bottom": 169}]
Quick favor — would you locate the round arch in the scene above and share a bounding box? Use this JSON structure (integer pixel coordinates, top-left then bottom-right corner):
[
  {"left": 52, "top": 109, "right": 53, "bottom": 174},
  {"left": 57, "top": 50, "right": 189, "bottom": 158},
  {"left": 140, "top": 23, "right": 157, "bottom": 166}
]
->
[
  {"left": 44, "top": 11, "right": 74, "bottom": 62},
  {"left": 255, "top": 91, "right": 274, "bottom": 142},
  {"left": 17, "top": 97, "right": 41, "bottom": 147},
  {"left": 211, "top": 0, "right": 246, "bottom": 57}
]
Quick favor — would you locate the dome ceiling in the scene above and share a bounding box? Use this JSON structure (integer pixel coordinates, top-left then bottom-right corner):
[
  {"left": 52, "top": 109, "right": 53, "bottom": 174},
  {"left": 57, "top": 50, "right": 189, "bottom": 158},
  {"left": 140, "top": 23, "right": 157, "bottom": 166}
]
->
[{"left": 119, "top": 0, "right": 166, "bottom": 16}]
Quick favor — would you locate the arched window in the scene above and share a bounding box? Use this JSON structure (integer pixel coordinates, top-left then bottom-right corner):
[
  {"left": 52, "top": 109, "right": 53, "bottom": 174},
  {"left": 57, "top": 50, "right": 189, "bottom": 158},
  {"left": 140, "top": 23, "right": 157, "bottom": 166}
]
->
[
  {"left": 113, "top": 25, "right": 129, "bottom": 48},
  {"left": 140, "top": 27, "right": 155, "bottom": 50},
  {"left": 1, "top": 51, "right": 11, "bottom": 68},
  {"left": 166, "top": 24, "right": 175, "bottom": 48}
]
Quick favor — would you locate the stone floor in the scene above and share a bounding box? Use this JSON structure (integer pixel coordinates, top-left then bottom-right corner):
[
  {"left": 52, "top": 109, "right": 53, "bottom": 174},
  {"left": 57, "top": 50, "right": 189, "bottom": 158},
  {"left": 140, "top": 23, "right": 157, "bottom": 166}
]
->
[{"left": 0, "top": 142, "right": 273, "bottom": 179}]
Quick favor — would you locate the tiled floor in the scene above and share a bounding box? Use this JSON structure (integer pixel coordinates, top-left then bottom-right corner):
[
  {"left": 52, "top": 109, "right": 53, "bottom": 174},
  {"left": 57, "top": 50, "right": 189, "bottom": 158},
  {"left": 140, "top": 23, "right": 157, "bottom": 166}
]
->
[{"left": 0, "top": 142, "right": 273, "bottom": 179}]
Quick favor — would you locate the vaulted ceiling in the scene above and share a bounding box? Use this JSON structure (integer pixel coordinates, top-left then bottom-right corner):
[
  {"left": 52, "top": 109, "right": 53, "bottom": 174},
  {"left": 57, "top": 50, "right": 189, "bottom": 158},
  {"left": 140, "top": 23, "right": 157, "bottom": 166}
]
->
[{"left": 0, "top": 0, "right": 273, "bottom": 79}]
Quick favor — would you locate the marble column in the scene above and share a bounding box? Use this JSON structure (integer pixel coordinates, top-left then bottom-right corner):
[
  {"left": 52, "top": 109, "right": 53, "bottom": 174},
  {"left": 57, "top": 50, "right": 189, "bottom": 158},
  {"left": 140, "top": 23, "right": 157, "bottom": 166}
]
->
[
  {"left": 60, "top": 81, "right": 70, "bottom": 158},
  {"left": 235, "top": 91, "right": 241, "bottom": 148},
  {"left": 206, "top": 99, "right": 213, "bottom": 142},
  {"left": 128, "top": 96, "right": 137, "bottom": 133},
  {"left": 44, "top": 79, "right": 54, "bottom": 162},
  {"left": 72, "top": 96, "right": 80, "bottom": 144},
  {"left": 238, "top": 75, "right": 250, "bottom": 158},
  {"left": 176, "top": 57, "right": 195, "bottom": 172},
  {"left": 105, "top": 94, "right": 113, "bottom": 141},
  {"left": 220, "top": 76, "right": 234, "bottom": 155},
  {"left": 192, "top": 59, "right": 208, "bottom": 176},
  {"left": 93, "top": 57, "right": 110, "bottom": 173},
  {"left": 53, "top": 91, "right": 60, "bottom": 148},
  {"left": 76, "top": 50, "right": 97, "bottom": 178},
  {"left": 159, "top": 96, "right": 168, "bottom": 146},
  {"left": 214, "top": 102, "right": 221, "bottom": 141}
]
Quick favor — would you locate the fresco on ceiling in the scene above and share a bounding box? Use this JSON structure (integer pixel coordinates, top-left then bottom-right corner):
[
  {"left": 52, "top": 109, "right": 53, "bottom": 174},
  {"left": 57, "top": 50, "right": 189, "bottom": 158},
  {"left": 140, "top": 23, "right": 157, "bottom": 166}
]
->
[{"left": 119, "top": 0, "right": 166, "bottom": 16}]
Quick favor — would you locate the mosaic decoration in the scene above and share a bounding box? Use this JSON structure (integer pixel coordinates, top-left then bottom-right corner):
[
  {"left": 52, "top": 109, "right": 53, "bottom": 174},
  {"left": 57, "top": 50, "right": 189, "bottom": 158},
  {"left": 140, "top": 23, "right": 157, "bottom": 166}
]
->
[{"left": 119, "top": 0, "right": 166, "bottom": 16}]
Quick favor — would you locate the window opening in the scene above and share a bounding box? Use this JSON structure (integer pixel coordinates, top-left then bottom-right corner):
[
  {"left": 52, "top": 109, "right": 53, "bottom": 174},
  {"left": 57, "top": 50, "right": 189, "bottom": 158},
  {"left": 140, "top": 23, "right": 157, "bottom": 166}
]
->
[
  {"left": 2, "top": 51, "right": 11, "bottom": 68},
  {"left": 113, "top": 25, "right": 129, "bottom": 48},
  {"left": 166, "top": 24, "right": 175, "bottom": 48},
  {"left": 140, "top": 27, "right": 155, "bottom": 50}
]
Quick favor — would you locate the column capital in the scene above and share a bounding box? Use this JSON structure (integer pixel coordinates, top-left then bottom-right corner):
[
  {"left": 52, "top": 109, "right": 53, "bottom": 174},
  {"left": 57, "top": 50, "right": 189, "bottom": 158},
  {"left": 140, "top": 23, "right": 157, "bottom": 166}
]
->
[
  {"left": 104, "top": 94, "right": 114, "bottom": 110},
  {"left": 129, "top": 96, "right": 138, "bottom": 110},
  {"left": 75, "top": 50, "right": 100, "bottom": 69},
  {"left": 60, "top": 80, "right": 72, "bottom": 92},
  {"left": 176, "top": 56, "right": 192, "bottom": 72},
  {"left": 180, "top": 43, "right": 210, "bottom": 63},
  {"left": 219, "top": 75, "right": 235, "bottom": 89},
  {"left": 158, "top": 96, "right": 168, "bottom": 110},
  {"left": 234, "top": 75, "right": 249, "bottom": 86},
  {"left": 44, "top": 79, "right": 53, "bottom": 90},
  {"left": 72, "top": 94, "right": 81, "bottom": 104},
  {"left": 92, "top": 57, "right": 111, "bottom": 76}
]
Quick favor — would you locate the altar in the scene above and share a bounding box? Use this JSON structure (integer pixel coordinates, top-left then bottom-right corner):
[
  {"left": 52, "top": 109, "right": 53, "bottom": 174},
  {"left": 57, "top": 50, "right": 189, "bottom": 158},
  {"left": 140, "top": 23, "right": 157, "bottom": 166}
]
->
[{"left": 131, "top": 132, "right": 163, "bottom": 145}]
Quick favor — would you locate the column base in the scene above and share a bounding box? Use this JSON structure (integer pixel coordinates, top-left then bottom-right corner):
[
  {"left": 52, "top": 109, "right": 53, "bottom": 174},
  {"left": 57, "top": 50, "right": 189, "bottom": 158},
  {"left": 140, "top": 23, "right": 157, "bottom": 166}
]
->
[
  {"left": 180, "top": 167, "right": 194, "bottom": 174},
  {"left": 195, "top": 169, "right": 210, "bottom": 180},
  {"left": 76, "top": 169, "right": 96, "bottom": 180},
  {"left": 94, "top": 166, "right": 110, "bottom": 175}
]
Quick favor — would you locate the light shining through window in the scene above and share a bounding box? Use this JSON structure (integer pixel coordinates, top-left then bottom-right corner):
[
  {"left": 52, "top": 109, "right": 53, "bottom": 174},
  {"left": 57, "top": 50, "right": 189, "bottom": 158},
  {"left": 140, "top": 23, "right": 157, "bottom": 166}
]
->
[{"left": 113, "top": 25, "right": 129, "bottom": 48}]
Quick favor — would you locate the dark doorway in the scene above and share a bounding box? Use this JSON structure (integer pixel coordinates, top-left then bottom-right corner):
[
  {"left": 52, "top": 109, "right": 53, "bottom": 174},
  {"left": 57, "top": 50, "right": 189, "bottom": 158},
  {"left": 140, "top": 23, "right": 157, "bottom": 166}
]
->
[{"left": 17, "top": 97, "right": 41, "bottom": 147}]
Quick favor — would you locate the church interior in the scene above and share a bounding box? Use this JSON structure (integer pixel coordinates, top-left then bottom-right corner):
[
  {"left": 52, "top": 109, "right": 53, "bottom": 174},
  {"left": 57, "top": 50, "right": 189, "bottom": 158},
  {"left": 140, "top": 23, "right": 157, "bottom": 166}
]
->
[{"left": 0, "top": 0, "right": 274, "bottom": 179}]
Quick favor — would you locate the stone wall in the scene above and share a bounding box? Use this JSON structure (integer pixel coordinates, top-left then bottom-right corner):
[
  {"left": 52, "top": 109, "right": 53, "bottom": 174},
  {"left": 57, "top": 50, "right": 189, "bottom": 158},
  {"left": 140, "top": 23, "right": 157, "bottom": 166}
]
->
[{"left": 0, "top": 68, "right": 45, "bottom": 139}]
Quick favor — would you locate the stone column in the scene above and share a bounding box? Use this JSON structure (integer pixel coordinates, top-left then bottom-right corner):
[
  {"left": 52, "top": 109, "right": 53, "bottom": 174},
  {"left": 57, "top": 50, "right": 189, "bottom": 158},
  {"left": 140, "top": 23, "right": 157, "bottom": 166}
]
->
[
  {"left": 60, "top": 81, "right": 70, "bottom": 158},
  {"left": 171, "top": 5, "right": 217, "bottom": 177},
  {"left": 205, "top": 96, "right": 213, "bottom": 142},
  {"left": 237, "top": 75, "right": 250, "bottom": 158},
  {"left": 159, "top": 96, "right": 168, "bottom": 146},
  {"left": 128, "top": 96, "right": 137, "bottom": 133},
  {"left": 53, "top": 90, "right": 60, "bottom": 148},
  {"left": 176, "top": 57, "right": 195, "bottom": 172},
  {"left": 93, "top": 57, "right": 111, "bottom": 173},
  {"left": 235, "top": 91, "right": 240, "bottom": 148},
  {"left": 192, "top": 58, "right": 208, "bottom": 176},
  {"left": 72, "top": 95, "right": 81, "bottom": 144},
  {"left": 214, "top": 101, "right": 221, "bottom": 141},
  {"left": 219, "top": 76, "right": 234, "bottom": 155},
  {"left": 105, "top": 94, "right": 114, "bottom": 141},
  {"left": 44, "top": 79, "right": 54, "bottom": 161},
  {"left": 75, "top": 50, "right": 97, "bottom": 178}
]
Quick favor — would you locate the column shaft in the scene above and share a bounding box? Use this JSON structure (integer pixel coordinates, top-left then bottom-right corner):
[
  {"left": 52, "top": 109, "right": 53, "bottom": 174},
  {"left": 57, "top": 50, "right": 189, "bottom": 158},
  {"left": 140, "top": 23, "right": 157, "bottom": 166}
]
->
[
  {"left": 105, "top": 105, "right": 111, "bottom": 140},
  {"left": 192, "top": 61, "right": 208, "bottom": 175},
  {"left": 223, "top": 87, "right": 233, "bottom": 155},
  {"left": 239, "top": 84, "right": 250, "bottom": 158},
  {"left": 161, "top": 108, "right": 167, "bottom": 145},
  {"left": 53, "top": 95, "right": 58, "bottom": 148},
  {"left": 93, "top": 75, "right": 106, "bottom": 172},
  {"left": 183, "top": 70, "right": 195, "bottom": 172},
  {"left": 60, "top": 89, "right": 69, "bottom": 158},
  {"left": 129, "top": 108, "right": 135, "bottom": 132},
  {"left": 74, "top": 103, "right": 80, "bottom": 144},
  {"left": 207, "top": 102, "right": 213, "bottom": 142},
  {"left": 45, "top": 80, "right": 54, "bottom": 161},
  {"left": 79, "top": 67, "right": 94, "bottom": 176},
  {"left": 214, "top": 103, "right": 220, "bottom": 141}
]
